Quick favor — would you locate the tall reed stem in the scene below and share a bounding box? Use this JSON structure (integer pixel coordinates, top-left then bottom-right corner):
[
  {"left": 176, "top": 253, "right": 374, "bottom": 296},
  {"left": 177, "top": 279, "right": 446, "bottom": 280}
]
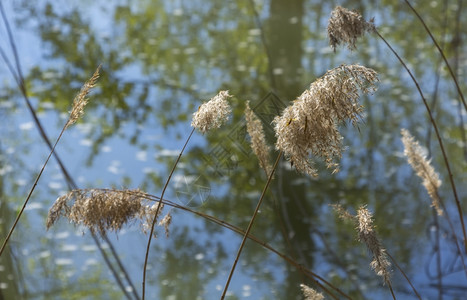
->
[
  {"left": 375, "top": 30, "right": 467, "bottom": 252},
  {"left": 141, "top": 127, "right": 195, "bottom": 300},
  {"left": 403, "top": 0, "right": 466, "bottom": 112},
  {"left": 220, "top": 151, "right": 282, "bottom": 299}
]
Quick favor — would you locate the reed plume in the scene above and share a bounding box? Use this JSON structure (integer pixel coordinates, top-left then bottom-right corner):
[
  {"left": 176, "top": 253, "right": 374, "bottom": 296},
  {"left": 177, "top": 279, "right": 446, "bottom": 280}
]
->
[
  {"left": 357, "top": 206, "right": 392, "bottom": 285},
  {"left": 300, "top": 284, "right": 325, "bottom": 300},
  {"left": 273, "top": 64, "right": 378, "bottom": 176},
  {"left": 245, "top": 101, "right": 273, "bottom": 176},
  {"left": 401, "top": 129, "right": 443, "bottom": 215},
  {"left": 327, "top": 6, "right": 375, "bottom": 51},
  {"left": 66, "top": 65, "right": 101, "bottom": 129},
  {"left": 332, "top": 205, "right": 392, "bottom": 285},
  {"left": 191, "top": 90, "right": 232, "bottom": 133},
  {"left": 47, "top": 189, "right": 165, "bottom": 236}
]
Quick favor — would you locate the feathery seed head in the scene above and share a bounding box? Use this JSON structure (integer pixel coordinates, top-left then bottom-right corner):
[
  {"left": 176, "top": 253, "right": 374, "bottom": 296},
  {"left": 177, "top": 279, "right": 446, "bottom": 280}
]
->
[
  {"left": 273, "top": 64, "right": 378, "bottom": 176},
  {"left": 47, "top": 189, "right": 165, "bottom": 237},
  {"left": 66, "top": 65, "right": 101, "bottom": 130},
  {"left": 300, "top": 284, "right": 324, "bottom": 300},
  {"left": 327, "top": 6, "right": 375, "bottom": 51},
  {"left": 159, "top": 212, "right": 172, "bottom": 238},
  {"left": 245, "top": 101, "right": 273, "bottom": 177},
  {"left": 401, "top": 129, "right": 443, "bottom": 215},
  {"left": 191, "top": 90, "right": 232, "bottom": 133},
  {"left": 357, "top": 206, "right": 391, "bottom": 285}
]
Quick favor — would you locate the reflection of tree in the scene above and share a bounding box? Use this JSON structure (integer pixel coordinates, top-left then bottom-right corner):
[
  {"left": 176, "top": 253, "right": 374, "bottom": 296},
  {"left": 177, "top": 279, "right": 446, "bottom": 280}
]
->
[{"left": 4, "top": 0, "right": 467, "bottom": 298}]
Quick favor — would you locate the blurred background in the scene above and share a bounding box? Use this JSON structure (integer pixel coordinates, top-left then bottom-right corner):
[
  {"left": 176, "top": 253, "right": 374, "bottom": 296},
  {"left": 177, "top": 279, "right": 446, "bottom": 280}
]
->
[{"left": 0, "top": 0, "right": 466, "bottom": 299}]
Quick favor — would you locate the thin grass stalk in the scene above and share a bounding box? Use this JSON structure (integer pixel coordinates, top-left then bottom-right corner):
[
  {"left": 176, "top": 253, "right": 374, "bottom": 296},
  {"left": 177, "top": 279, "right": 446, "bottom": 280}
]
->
[
  {"left": 103, "top": 232, "right": 141, "bottom": 300},
  {"left": 107, "top": 188, "right": 350, "bottom": 299},
  {"left": 433, "top": 189, "right": 467, "bottom": 279},
  {"left": 403, "top": 0, "right": 466, "bottom": 113},
  {"left": 141, "top": 127, "right": 195, "bottom": 300},
  {"left": 0, "top": 126, "right": 67, "bottom": 256},
  {"left": 90, "top": 233, "right": 134, "bottom": 300},
  {"left": 386, "top": 252, "right": 422, "bottom": 300},
  {"left": 374, "top": 30, "right": 467, "bottom": 252},
  {"left": 434, "top": 208, "right": 443, "bottom": 300},
  {"left": 220, "top": 151, "right": 282, "bottom": 299},
  {"left": 388, "top": 284, "right": 396, "bottom": 300}
]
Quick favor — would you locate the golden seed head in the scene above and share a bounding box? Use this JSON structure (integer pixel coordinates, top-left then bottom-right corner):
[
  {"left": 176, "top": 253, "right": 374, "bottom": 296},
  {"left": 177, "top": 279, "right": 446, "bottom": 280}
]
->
[
  {"left": 66, "top": 65, "right": 101, "bottom": 129},
  {"left": 273, "top": 64, "right": 378, "bottom": 176},
  {"left": 401, "top": 129, "right": 443, "bottom": 215}
]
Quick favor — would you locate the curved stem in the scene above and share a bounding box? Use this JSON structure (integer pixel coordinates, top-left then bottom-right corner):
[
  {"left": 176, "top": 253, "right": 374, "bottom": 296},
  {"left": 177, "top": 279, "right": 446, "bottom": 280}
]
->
[
  {"left": 220, "top": 151, "right": 282, "bottom": 299},
  {"left": 141, "top": 127, "right": 195, "bottom": 300},
  {"left": 403, "top": 0, "right": 466, "bottom": 113},
  {"left": 375, "top": 30, "right": 467, "bottom": 253},
  {"left": 102, "top": 188, "right": 351, "bottom": 299}
]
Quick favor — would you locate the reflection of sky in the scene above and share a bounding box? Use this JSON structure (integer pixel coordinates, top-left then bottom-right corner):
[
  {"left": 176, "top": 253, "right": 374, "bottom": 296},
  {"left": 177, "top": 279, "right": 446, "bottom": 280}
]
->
[
  {"left": 1, "top": 1, "right": 467, "bottom": 299},
  {"left": 0, "top": 2, "right": 272, "bottom": 299}
]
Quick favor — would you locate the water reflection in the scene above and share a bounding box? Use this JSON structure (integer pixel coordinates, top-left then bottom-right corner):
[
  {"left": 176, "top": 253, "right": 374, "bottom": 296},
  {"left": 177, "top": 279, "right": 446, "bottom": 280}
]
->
[{"left": 1, "top": 0, "right": 466, "bottom": 299}]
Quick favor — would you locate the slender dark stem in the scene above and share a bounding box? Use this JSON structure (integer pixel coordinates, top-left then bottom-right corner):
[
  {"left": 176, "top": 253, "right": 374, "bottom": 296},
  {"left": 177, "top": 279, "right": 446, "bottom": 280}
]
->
[
  {"left": 247, "top": 0, "right": 277, "bottom": 91},
  {"left": 0, "top": 127, "right": 66, "bottom": 256},
  {"left": 375, "top": 30, "right": 467, "bottom": 253},
  {"left": 403, "top": 0, "right": 466, "bottom": 113},
  {"left": 433, "top": 210, "right": 443, "bottom": 300},
  {"left": 388, "top": 283, "right": 397, "bottom": 300},
  {"left": 220, "top": 152, "right": 282, "bottom": 299},
  {"left": 386, "top": 252, "right": 422, "bottom": 300},
  {"left": 141, "top": 127, "right": 195, "bottom": 300},
  {"left": 103, "top": 233, "right": 141, "bottom": 300},
  {"left": 91, "top": 233, "right": 133, "bottom": 300}
]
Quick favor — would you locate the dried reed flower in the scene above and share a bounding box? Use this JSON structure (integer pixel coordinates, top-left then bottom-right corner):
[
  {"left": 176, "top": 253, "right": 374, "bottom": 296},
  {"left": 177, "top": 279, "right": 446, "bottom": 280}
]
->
[
  {"left": 47, "top": 189, "right": 165, "bottom": 236},
  {"left": 327, "top": 6, "right": 375, "bottom": 51},
  {"left": 401, "top": 129, "right": 443, "bottom": 215},
  {"left": 245, "top": 101, "right": 273, "bottom": 177},
  {"left": 140, "top": 201, "right": 164, "bottom": 236},
  {"left": 300, "top": 284, "right": 324, "bottom": 300},
  {"left": 65, "top": 65, "right": 101, "bottom": 130},
  {"left": 191, "top": 90, "right": 232, "bottom": 133},
  {"left": 159, "top": 212, "right": 172, "bottom": 237},
  {"left": 330, "top": 203, "right": 354, "bottom": 221},
  {"left": 273, "top": 64, "right": 378, "bottom": 176},
  {"left": 357, "top": 206, "right": 391, "bottom": 285}
]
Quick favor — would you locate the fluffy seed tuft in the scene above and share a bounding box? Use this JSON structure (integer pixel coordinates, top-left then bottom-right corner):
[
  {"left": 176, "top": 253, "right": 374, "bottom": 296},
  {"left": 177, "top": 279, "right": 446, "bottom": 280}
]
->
[
  {"left": 47, "top": 189, "right": 165, "bottom": 237},
  {"left": 66, "top": 65, "right": 101, "bottom": 129},
  {"left": 327, "top": 6, "right": 375, "bottom": 51},
  {"left": 401, "top": 129, "right": 443, "bottom": 215},
  {"left": 191, "top": 90, "right": 232, "bottom": 133},
  {"left": 273, "top": 64, "right": 378, "bottom": 176},
  {"left": 357, "top": 206, "right": 392, "bottom": 285},
  {"left": 300, "top": 284, "right": 324, "bottom": 300},
  {"left": 245, "top": 101, "right": 273, "bottom": 177}
]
